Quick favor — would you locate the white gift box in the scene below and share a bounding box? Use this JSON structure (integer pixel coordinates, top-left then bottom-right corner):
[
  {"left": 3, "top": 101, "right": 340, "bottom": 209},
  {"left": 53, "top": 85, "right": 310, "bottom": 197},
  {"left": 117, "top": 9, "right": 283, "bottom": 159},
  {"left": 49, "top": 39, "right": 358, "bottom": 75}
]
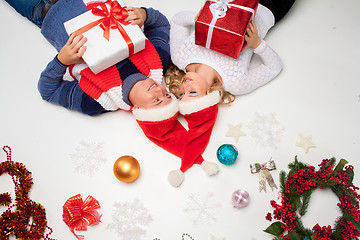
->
[{"left": 64, "top": 0, "right": 146, "bottom": 74}]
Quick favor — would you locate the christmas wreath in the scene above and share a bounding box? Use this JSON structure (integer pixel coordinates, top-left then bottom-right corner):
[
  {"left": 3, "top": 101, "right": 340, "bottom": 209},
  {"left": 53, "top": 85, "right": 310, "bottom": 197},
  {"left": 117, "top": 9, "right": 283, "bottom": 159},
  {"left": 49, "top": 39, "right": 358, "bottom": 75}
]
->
[{"left": 264, "top": 157, "right": 360, "bottom": 240}]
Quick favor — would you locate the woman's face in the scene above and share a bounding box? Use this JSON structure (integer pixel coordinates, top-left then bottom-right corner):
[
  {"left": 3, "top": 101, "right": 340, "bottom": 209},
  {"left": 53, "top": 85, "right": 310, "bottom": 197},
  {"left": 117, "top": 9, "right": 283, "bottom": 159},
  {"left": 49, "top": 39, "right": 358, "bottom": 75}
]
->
[
  {"left": 129, "top": 78, "right": 172, "bottom": 109},
  {"left": 179, "top": 71, "right": 209, "bottom": 101}
]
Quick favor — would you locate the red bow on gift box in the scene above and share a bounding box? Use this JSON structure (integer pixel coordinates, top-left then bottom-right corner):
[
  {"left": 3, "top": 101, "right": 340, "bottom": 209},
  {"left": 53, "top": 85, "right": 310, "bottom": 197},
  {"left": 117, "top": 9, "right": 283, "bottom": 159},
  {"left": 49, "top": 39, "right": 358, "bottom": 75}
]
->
[
  {"left": 62, "top": 194, "right": 101, "bottom": 240},
  {"left": 72, "top": 0, "right": 134, "bottom": 55}
]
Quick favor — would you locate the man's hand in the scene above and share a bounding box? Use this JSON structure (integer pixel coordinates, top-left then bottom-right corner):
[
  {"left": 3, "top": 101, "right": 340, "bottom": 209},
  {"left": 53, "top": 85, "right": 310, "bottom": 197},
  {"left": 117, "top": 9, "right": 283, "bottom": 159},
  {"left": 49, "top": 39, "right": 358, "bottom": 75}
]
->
[
  {"left": 125, "top": 7, "right": 147, "bottom": 28},
  {"left": 58, "top": 33, "right": 87, "bottom": 65}
]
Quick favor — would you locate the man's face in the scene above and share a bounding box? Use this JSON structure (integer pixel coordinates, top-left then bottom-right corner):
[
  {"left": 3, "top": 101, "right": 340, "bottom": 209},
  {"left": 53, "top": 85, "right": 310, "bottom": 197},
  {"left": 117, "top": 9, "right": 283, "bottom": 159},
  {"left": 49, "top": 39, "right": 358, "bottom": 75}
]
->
[{"left": 129, "top": 78, "right": 172, "bottom": 109}]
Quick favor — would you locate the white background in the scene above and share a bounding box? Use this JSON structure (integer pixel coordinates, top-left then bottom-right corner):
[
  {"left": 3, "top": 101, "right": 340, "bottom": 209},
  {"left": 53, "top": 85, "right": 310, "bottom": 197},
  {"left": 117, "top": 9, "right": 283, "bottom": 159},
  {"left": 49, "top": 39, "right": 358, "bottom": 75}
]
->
[{"left": 0, "top": 0, "right": 360, "bottom": 239}]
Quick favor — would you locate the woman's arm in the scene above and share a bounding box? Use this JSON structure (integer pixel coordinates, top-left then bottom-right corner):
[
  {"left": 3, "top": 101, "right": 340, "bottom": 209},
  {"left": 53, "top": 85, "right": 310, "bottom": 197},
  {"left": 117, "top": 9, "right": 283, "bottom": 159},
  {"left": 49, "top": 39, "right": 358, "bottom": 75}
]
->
[
  {"left": 169, "top": 11, "right": 196, "bottom": 66},
  {"left": 228, "top": 40, "right": 283, "bottom": 95},
  {"left": 226, "top": 21, "right": 283, "bottom": 95},
  {"left": 170, "top": 11, "right": 196, "bottom": 46}
]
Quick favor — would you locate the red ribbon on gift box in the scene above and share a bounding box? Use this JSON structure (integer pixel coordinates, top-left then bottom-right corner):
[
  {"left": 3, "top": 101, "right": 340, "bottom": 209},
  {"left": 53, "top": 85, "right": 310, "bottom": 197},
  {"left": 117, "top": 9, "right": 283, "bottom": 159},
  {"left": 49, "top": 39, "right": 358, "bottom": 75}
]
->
[
  {"left": 71, "top": 0, "right": 134, "bottom": 56},
  {"left": 62, "top": 194, "right": 101, "bottom": 240}
]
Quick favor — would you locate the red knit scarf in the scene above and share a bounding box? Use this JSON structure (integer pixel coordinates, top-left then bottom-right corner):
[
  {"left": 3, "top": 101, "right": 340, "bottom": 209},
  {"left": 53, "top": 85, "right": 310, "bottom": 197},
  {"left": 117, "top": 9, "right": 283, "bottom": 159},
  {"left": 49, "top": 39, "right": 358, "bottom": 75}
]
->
[{"left": 71, "top": 40, "right": 163, "bottom": 111}]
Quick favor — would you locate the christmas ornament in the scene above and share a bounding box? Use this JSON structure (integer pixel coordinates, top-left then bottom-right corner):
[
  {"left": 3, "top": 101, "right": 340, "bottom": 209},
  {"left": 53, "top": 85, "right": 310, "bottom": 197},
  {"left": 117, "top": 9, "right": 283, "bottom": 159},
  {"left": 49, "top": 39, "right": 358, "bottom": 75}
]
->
[
  {"left": 113, "top": 155, "right": 140, "bottom": 182},
  {"left": 108, "top": 198, "right": 153, "bottom": 239},
  {"left": 226, "top": 122, "right": 246, "bottom": 142},
  {"left": 232, "top": 189, "right": 250, "bottom": 208},
  {"left": 265, "top": 157, "right": 360, "bottom": 240},
  {"left": 0, "top": 146, "right": 53, "bottom": 240},
  {"left": 210, "top": 234, "right": 226, "bottom": 240},
  {"left": 62, "top": 194, "right": 101, "bottom": 240},
  {"left": 216, "top": 144, "right": 238, "bottom": 165},
  {"left": 250, "top": 159, "right": 278, "bottom": 192},
  {"left": 296, "top": 134, "right": 316, "bottom": 153},
  {"left": 184, "top": 192, "right": 222, "bottom": 225}
]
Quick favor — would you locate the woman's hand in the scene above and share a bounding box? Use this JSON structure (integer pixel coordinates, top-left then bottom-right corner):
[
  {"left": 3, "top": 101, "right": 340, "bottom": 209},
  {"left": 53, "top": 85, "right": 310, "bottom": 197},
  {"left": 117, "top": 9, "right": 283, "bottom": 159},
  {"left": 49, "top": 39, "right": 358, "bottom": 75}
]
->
[
  {"left": 195, "top": 7, "right": 203, "bottom": 22},
  {"left": 58, "top": 33, "right": 87, "bottom": 65},
  {"left": 125, "top": 7, "right": 146, "bottom": 27},
  {"left": 241, "top": 21, "right": 261, "bottom": 52}
]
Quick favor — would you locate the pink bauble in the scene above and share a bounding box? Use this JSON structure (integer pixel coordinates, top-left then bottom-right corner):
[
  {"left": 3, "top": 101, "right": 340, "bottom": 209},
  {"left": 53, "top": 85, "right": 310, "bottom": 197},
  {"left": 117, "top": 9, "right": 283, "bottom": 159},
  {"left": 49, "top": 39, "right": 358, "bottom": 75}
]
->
[{"left": 232, "top": 189, "right": 250, "bottom": 208}]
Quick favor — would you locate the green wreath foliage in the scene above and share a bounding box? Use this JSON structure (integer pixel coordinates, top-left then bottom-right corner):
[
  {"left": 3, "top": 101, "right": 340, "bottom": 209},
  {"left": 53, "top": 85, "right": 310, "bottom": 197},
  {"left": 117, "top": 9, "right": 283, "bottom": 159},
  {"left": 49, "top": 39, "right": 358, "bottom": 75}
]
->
[{"left": 264, "top": 157, "right": 360, "bottom": 240}]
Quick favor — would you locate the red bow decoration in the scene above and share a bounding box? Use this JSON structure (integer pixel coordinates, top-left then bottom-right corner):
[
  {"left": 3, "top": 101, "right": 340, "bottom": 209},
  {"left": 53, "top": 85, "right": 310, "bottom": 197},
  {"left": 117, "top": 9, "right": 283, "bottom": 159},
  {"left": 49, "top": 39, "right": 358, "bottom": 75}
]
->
[
  {"left": 62, "top": 194, "right": 101, "bottom": 240},
  {"left": 72, "top": 0, "right": 134, "bottom": 55}
]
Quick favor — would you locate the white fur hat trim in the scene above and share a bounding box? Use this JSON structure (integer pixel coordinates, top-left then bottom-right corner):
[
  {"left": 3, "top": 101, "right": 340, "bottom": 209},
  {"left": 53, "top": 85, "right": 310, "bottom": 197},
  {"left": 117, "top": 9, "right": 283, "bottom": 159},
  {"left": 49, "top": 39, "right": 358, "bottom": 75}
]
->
[
  {"left": 179, "top": 90, "right": 220, "bottom": 115},
  {"left": 132, "top": 93, "right": 179, "bottom": 122}
]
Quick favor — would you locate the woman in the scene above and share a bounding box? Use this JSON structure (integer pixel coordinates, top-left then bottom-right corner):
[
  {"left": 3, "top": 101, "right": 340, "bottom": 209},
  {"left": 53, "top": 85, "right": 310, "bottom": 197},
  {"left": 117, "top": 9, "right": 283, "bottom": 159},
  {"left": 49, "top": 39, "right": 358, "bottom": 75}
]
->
[{"left": 165, "top": 0, "right": 295, "bottom": 104}]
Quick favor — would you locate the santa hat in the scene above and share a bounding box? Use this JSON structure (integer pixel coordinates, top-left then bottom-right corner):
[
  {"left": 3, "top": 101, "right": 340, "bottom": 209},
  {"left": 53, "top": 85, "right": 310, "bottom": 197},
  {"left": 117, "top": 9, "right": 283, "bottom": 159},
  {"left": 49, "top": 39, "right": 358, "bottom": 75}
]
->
[
  {"left": 132, "top": 93, "right": 182, "bottom": 157},
  {"left": 178, "top": 90, "right": 221, "bottom": 176},
  {"left": 133, "top": 94, "right": 205, "bottom": 187}
]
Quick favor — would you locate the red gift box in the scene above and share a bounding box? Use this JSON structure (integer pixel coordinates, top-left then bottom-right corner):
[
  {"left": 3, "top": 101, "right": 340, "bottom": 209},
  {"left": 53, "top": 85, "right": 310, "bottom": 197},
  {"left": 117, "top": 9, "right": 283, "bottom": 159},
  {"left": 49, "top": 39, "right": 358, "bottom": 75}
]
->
[{"left": 195, "top": 0, "right": 259, "bottom": 59}]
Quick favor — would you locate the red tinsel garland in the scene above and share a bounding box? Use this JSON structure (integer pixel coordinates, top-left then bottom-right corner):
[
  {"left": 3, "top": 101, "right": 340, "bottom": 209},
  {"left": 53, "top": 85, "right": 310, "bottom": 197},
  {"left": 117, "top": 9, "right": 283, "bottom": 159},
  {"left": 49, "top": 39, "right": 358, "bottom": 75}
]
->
[{"left": 0, "top": 146, "right": 54, "bottom": 239}]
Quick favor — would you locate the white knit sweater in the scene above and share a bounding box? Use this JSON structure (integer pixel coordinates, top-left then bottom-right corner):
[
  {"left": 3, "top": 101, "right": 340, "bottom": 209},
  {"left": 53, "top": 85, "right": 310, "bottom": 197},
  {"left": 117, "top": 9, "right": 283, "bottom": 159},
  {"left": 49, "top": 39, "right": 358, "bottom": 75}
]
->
[{"left": 170, "top": 4, "right": 283, "bottom": 95}]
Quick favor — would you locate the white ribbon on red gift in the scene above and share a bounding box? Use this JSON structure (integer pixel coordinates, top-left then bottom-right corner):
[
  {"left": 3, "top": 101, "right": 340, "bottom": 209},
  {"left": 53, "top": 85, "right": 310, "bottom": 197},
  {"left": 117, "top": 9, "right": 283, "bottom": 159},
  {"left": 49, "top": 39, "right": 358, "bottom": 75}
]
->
[{"left": 205, "top": 0, "right": 256, "bottom": 49}]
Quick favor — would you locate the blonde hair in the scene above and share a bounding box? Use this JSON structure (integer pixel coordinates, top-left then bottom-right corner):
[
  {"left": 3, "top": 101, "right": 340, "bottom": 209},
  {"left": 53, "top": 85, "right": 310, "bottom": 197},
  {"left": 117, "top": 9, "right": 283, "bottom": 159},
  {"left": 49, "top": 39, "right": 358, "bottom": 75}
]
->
[{"left": 165, "top": 62, "right": 235, "bottom": 105}]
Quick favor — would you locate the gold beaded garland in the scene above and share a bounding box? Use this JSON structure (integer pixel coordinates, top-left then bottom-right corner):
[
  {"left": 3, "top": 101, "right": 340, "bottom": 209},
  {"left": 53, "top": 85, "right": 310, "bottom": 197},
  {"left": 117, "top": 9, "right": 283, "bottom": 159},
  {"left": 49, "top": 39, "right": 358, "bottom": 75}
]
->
[
  {"left": 182, "top": 233, "right": 195, "bottom": 240},
  {"left": 153, "top": 233, "right": 195, "bottom": 240}
]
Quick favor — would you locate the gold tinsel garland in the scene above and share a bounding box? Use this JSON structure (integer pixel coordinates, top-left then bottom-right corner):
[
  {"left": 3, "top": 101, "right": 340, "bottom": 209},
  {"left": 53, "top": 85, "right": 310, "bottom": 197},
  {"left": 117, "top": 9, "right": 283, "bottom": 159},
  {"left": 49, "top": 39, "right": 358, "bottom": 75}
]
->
[{"left": 0, "top": 146, "right": 52, "bottom": 239}]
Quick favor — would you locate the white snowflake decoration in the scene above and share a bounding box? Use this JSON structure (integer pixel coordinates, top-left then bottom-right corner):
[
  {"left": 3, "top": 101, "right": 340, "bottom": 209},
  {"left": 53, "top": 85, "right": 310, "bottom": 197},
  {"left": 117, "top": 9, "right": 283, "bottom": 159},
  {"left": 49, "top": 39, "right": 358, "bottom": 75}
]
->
[
  {"left": 184, "top": 192, "right": 222, "bottom": 225},
  {"left": 69, "top": 140, "right": 107, "bottom": 176},
  {"left": 247, "top": 112, "right": 285, "bottom": 149},
  {"left": 107, "top": 198, "right": 153, "bottom": 240}
]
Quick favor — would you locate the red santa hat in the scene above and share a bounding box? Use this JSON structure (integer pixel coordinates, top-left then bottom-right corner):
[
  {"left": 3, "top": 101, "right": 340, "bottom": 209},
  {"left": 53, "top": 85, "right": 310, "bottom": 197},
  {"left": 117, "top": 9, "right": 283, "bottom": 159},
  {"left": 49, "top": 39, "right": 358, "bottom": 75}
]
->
[
  {"left": 178, "top": 90, "right": 221, "bottom": 177},
  {"left": 133, "top": 94, "right": 205, "bottom": 187}
]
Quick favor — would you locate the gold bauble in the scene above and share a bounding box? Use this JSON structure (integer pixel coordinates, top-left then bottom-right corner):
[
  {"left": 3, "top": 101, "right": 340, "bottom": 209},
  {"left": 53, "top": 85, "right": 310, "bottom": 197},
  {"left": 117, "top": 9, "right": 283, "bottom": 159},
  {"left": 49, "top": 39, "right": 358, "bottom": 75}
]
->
[{"left": 113, "top": 155, "right": 140, "bottom": 183}]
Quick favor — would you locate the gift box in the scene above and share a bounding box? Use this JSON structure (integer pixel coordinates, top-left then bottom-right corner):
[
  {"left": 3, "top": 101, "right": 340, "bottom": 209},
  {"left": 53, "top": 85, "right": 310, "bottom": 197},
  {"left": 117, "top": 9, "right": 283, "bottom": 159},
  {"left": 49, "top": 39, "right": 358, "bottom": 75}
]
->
[
  {"left": 64, "top": 0, "right": 146, "bottom": 74},
  {"left": 195, "top": 0, "right": 259, "bottom": 59}
]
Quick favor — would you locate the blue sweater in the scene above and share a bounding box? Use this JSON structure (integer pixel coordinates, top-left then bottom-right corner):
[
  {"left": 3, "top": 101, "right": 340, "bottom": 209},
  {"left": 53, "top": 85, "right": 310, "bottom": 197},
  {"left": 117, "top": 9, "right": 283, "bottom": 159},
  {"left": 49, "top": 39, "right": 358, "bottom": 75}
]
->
[{"left": 38, "top": 0, "right": 170, "bottom": 116}]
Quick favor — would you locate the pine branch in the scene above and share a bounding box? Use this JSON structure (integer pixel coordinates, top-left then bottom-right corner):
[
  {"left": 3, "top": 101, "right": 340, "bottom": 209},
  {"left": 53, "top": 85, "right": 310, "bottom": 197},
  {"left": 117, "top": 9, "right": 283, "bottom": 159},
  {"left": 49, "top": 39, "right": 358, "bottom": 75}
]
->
[
  {"left": 299, "top": 190, "right": 313, "bottom": 216},
  {"left": 331, "top": 216, "right": 343, "bottom": 240},
  {"left": 288, "top": 162, "right": 296, "bottom": 171},
  {"left": 289, "top": 157, "right": 310, "bottom": 170},
  {"left": 343, "top": 211, "right": 354, "bottom": 222},
  {"left": 297, "top": 161, "right": 310, "bottom": 170},
  {"left": 332, "top": 184, "right": 358, "bottom": 204},
  {"left": 272, "top": 236, "right": 285, "bottom": 240},
  {"left": 303, "top": 228, "right": 313, "bottom": 237},
  {"left": 294, "top": 215, "right": 307, "bottom": 235},
  {"left": 328, "top": 157, "right": 336, "bottom": 167},
  {"left": 279, "top": 170, "right": 287, "bottom": 194}
]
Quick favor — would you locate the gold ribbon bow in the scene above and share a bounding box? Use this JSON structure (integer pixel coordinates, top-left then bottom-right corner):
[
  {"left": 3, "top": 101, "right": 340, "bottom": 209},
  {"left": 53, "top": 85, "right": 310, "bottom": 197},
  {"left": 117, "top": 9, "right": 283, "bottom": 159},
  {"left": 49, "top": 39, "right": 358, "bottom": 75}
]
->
[{"left": 250, "top": 159, "right": 278, "bottom": 192}]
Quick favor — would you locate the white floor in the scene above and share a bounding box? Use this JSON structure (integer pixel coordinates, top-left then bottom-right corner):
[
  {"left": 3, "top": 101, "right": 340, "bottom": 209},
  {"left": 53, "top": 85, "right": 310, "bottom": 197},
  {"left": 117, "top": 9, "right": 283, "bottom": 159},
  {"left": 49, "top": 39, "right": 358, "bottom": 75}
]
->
[{"left": 0, "top": 0, "right": 360, "bottom": 239}]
